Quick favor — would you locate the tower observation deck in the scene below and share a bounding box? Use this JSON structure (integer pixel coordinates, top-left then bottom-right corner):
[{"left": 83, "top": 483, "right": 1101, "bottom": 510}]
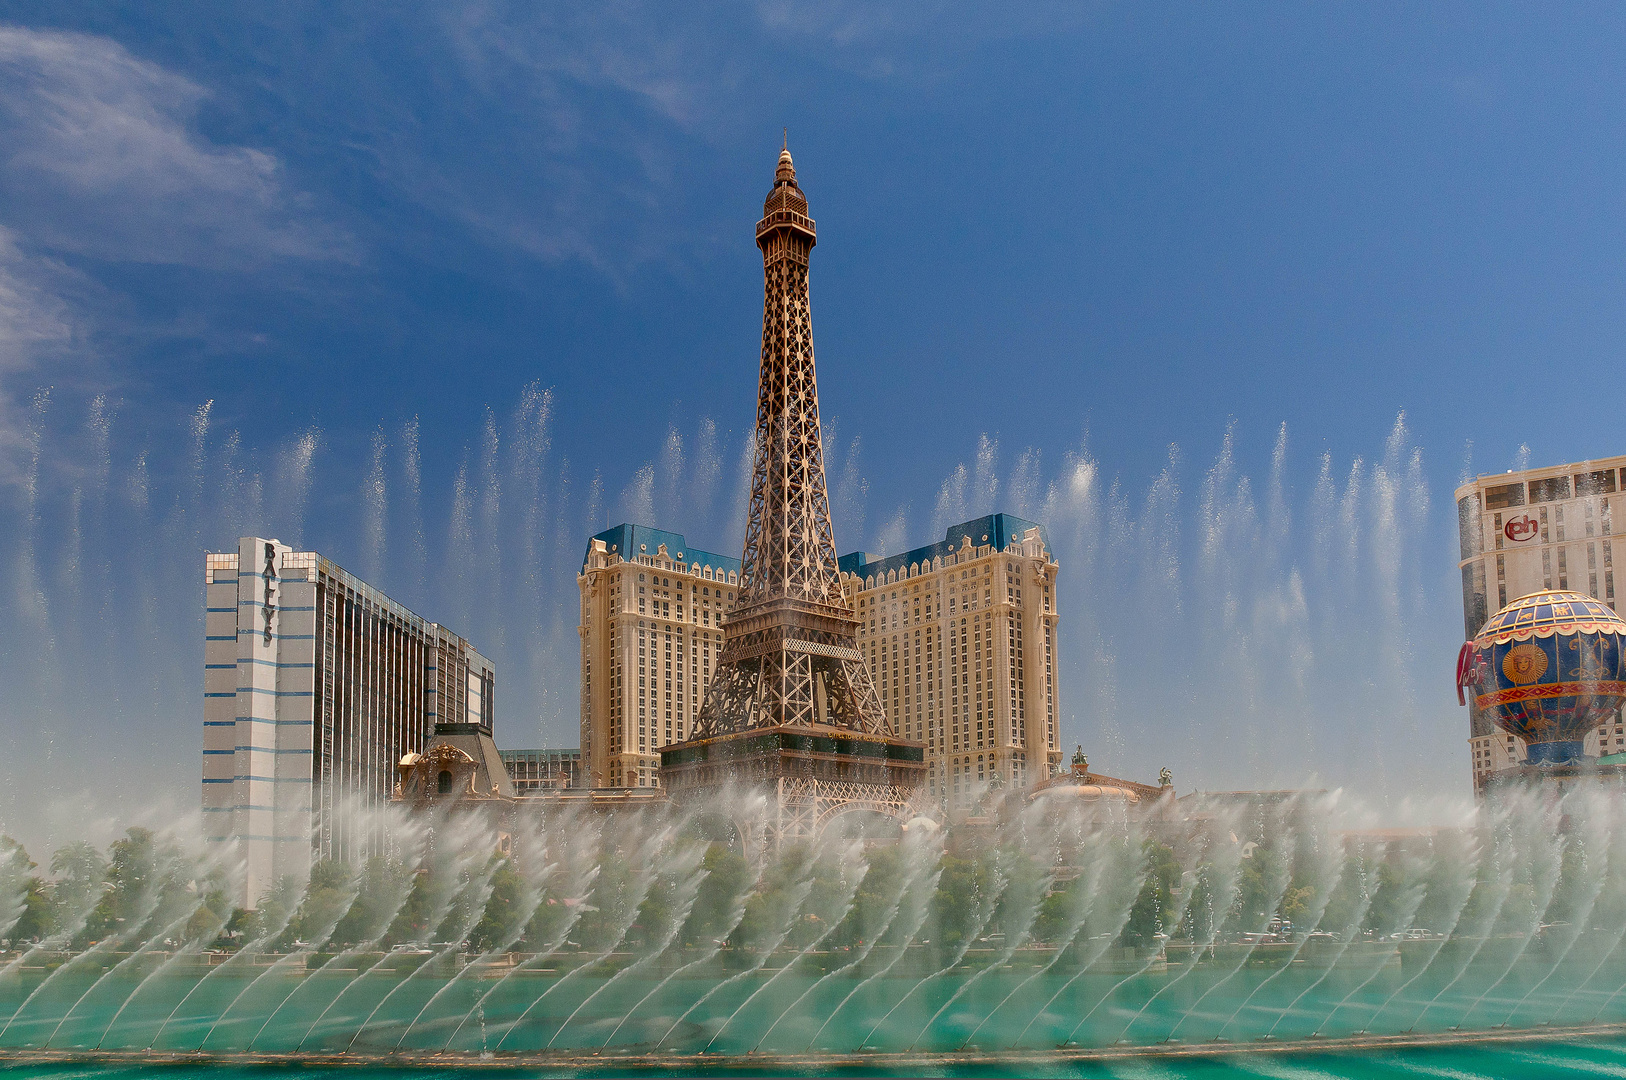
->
[{"left": 660, "top": 147, "right": 926, "bottom": 842}]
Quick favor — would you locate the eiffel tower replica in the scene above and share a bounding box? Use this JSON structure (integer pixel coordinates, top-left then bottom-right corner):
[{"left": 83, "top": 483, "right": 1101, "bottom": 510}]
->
[{"left": 660, "top": 145, "right": 925, "bottom": 843}]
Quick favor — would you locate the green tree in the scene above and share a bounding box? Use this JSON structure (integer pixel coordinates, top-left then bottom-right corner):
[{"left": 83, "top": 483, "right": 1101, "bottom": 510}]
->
[
  {"left": 430, "top": 859, "right": 495, "bottom": 946},
  {"left": 251, "top": 874, "right": 305, "bottom": 944},
  {"left": 922, "top": 847, "right": 1000, "bottom": 950},
  {"left": 990, "top": 845, "right": 1047, "bottom": 945},
  {"left": 730, "top": 842, "right": 817, "bottom": 951},
  {"left": 1179, "top": 861, "right": 1219, "bottom": 943},
  {"left": 330, "top": 856, "right": 407, "bottom": 947},
  {"left": 681, "top": 845, "right": 751, "bottom": 947},
  {"left": 382, "top": 843, "right": 475, "bottom": 948},
  {"left": 1032, "top": 880, "right": 1076, "bottom": 946},
  {"left": 214, "top": 907, "right": 254, "bottom": 950},
  {"left": 1362, "top": 854, "right": 1410, "bottom": 936},
  {"left": 629, "top": 869, "right": 682, "bottom": 951},
  {"left": 51, "top": 840, "right": 107, "bottom": 942},
  {"left": 1120, "top": 841, "right": 1182, "bottom": 948},
  {"left": 1278, "top": 885, "right": 1316, "bottom": 927},
  {"left": 1317, "top": 848, "right": 1379, "bottom": 935},
  {"left": 829, "top": 843, "right": 907, "bottom": 949},
  {"left": 520, "top": 888, "right": 572, "bottom": 953},
  {"left": 469, "top": 856, "right": 527, "bottom": 952},
  {"left": 14, "top": 877, "right": 56, "bottom": 943},
  {"left": 572, "top": 857, "right": 635, "bottom": 951},
  {"left": 1231, "top": 841, "right": 1290, "bottom": 934},
  {"left": 184, "top": 885, "right": 232, "bottom": 945},
  {"left": 2, "top": 837, "right": 55, "bottom": 943},
  {"left": 105, "top": 827, "right": 157, "bottom": 924},
  {"left": 290, "top": 861, "right": 356, "bottom": 947}
]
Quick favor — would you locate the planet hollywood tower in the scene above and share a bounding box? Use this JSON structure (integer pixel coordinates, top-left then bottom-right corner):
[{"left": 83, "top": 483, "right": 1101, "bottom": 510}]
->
[{"left": 660, "top": 147, "right": 926, "bottom": 841}]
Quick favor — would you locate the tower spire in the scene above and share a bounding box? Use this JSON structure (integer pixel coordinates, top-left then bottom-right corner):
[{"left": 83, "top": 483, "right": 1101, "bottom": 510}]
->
[
  {"left": 689, "top": 148, "right": 887, "bottom": 738},
  {"left": 661, "top": 148, "right": 926, "bottom": 842}
]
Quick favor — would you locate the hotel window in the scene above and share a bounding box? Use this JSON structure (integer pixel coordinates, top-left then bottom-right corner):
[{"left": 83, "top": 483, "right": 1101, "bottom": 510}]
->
[
  {"left": 1578, "top": 470, "right": 1617, "bottom": 497},
  {"left": 1530, "top": 476, "right": 1572, "bottom": 504},
  {"left": 1485, "top": 482, "right": 1524, "bottom": 510}
]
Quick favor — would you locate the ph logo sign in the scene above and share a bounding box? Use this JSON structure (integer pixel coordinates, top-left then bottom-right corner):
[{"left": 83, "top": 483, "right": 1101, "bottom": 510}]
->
[{"left": 1504, "top": 514, "right": 1539, "bottom": 544}]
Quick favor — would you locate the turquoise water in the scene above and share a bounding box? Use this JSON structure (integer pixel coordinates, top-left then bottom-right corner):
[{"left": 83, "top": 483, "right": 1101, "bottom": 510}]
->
[
  {"left": 6, "top": 1039, "right": 1626, "bottom": 1077},
  {"left": 5, "top": 940, "right": 1626, "bottom": 1069},
  {"left": 11, "top": 791, "right": 1626, "bottom": 1074}
]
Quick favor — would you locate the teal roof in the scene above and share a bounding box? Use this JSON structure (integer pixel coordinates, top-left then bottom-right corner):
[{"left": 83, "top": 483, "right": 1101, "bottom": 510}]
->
[
  {"left": 583, "top": 524, "right": 740, "bottom": 575},
  {"left": 585, "top": 513, "right": 1049, "bottom": 584},
  {"left": 837, "top": 513, "right": 1048, "bottom": 583}
]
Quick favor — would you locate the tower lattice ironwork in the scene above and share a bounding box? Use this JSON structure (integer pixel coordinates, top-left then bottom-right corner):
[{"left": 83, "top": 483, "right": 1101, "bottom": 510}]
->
[
  {"left": 692, "top": 146, "right": 888, "bottom": 740},
  {"left": 663, "top": 147, "right": 924, "bottom": 839}
]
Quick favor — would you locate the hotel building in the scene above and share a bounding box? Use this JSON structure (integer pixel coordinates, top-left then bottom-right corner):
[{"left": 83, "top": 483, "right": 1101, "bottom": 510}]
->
[
  {"left": 204, "top": 537, "right": 496, "bottom": 907},
  {"left": 1456, "top": 458, "right": 1626, "bottom": 793},
  {"left": 578, "top": 525, "right": 741, "bottom": 788},
  {"left": 840, "top": 514, "right": 1062, "bottom": 808},
  {"left": 578, "top": 513, "right": 1061, "bottom": 803},
  {"left": 499, "top": 748, "right": 582, "bottom": 792}
]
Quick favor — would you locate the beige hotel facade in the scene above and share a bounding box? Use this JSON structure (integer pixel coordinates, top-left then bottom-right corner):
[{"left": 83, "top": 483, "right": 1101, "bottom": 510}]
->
[
  {"left": 1456, "top": 456, "right": 1626, "bottom": 793},
  {"left": 578, "top": 513, "right": 1062, "bottom": 804}
]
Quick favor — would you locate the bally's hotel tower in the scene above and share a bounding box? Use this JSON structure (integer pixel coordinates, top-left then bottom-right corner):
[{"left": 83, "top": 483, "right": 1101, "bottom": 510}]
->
[{"left": 203, "top": 537, "right": 494, "bottom": 907}]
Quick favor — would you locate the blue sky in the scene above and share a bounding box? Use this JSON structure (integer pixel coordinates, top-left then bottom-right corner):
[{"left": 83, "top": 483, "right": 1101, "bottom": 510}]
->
[{"left": 1, "top": 3, "right": 1624, "bottom": 848}]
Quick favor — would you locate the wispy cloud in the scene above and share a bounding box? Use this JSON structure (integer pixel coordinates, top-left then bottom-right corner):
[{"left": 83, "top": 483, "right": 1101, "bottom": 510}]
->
[
  {"left": 0, "top": 24, "right": 355, "bottom": 482},
  {"left": 400, "top": 3, "right": 737, "bottom": 273},
  {"left": 0, "top": 227, "right": 78, "bottom": 483},
  {"left": 0, "top": 24, "right": 353, "bottom": 267}
]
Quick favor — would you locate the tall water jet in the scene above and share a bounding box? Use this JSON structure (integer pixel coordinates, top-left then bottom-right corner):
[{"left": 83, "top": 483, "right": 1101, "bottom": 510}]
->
[
  {"left": 775, "top": 828, "right": 944, "bottom": 1054},
  {"left": 238, "top": 810, "right": 431, "bottom": 1053},
  {"left": 653, "top": 832, "right": 849, "bottom": 1051},
  {"left": 489, "top": 807, "right": 687, "bottom": 1053},
  {"left": 399, "top": 416, "right": 426, "bottom": 601},
  {"left": 276, "top": 427, "right": 320, "bottom": 551},
  {"left": 440, "top": 811, "right": 605, "bottom": 1053},
  {"left": 362, "top": 426, "right": 387, "bottom": 585},
  {"left": 701, "top": 838, "right": 876, "bottom": 1054}
]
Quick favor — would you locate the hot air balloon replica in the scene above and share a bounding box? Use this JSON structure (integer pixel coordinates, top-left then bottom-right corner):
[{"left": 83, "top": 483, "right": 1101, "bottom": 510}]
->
[{"left": 1458, "top": 590, "right": 1626, "bottom": 766}]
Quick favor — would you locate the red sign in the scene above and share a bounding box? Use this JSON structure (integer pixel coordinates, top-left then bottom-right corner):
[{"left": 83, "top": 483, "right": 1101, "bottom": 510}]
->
[{"left": 1504, "top": 514, "right": 1539, "bottom": 543}]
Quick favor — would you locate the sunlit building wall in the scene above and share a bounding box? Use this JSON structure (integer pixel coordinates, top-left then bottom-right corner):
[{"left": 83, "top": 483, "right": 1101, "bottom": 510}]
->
[
  {"left": 577, "top": 526, "right": 740, "bottom": 789},
  {"left": 1456, "top": 458, "right": 1626, "bottom": 794},
  {"left": 203, "top": 537, "right": 495, "bottom": 907},
  {"left": 840, "top": 514, "right": 1062, "bottom": 809}
]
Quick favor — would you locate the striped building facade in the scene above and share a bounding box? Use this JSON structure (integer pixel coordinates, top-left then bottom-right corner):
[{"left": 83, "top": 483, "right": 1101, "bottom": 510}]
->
[{"left": 203, "top": 537, "right": 495, "bottom": 907}]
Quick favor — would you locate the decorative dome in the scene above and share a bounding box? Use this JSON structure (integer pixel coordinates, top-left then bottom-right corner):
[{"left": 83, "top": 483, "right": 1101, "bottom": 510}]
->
[
  {"left": 1462, "top": 590, "right": 1626, "bottom": 765},
  {"left": 1475, "top": 590, "right": 1626, "bottom": 643},
  {"left": 1026, "top": 752, "right": 1165, "bottom": 809},
  {"left": 776, "top": 147, "right": 796, "bottom": 185},
  {"left": 1034, "top": 782, "right": 1140, "bottom": 804}
]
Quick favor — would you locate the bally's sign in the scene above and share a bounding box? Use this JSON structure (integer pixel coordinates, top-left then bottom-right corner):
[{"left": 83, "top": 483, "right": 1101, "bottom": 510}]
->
[
  {"left": 262, "top": 541, "right": 279, "bottom": 643},
  {"left": 1503, "top": 513, "right": 1539, "bottom": 544}
]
